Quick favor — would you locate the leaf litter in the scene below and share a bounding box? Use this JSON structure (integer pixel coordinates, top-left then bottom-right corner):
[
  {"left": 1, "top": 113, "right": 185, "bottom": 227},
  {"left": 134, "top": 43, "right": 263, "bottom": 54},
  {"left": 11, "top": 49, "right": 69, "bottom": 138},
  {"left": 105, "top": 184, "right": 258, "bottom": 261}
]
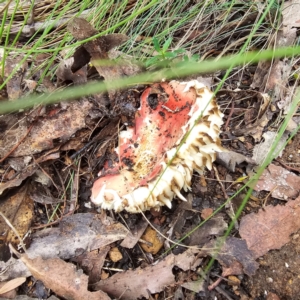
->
[{"left": 1, "top": 6, "right": 300, "bottom": 299}]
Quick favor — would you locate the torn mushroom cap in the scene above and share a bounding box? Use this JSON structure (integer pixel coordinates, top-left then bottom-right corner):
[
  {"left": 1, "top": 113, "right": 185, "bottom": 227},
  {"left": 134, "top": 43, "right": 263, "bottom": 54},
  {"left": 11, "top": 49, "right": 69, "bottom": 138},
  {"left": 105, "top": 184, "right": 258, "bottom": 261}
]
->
[{"left": 91, "top": 80, "right": 224, "bottom": 213}]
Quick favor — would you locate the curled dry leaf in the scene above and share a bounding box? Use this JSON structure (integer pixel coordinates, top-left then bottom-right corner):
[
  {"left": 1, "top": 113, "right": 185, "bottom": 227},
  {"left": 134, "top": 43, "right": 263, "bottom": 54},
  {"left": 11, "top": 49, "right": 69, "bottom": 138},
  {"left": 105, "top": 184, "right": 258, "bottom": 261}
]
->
[
  {"left": 91, "top": 80, "right": 224, "bottom": 212},
  {"left": 67, "top": 17, "right": 129, "bottom": 81},
  {"left": 56, "top": 57, "right": 87, "bottom": 85}
]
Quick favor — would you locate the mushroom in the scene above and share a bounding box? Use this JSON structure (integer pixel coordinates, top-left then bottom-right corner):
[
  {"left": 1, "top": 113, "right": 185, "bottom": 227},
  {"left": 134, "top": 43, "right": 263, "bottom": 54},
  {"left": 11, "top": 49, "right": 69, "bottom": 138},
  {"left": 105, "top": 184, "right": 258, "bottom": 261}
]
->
[{"left": 91, "top": 80, "right": 224, "bottom": 213}]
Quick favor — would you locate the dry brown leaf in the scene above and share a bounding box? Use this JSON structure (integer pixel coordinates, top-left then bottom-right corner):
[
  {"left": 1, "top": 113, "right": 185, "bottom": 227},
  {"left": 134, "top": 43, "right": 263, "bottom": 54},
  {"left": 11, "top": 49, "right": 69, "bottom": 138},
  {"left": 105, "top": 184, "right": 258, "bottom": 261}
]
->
[
  {"left": 187, "top": 216, "right": 227, "bottom": 247},
  {"left": 265, "top": 59, "right": 293, "bottom": 106},
  {"left": 4, "top": 55, "right": 26, "bottom": 100},
  {"left": 56, "top": 57, "right": 87, "bottom": 85},
  {"left": 254, "top": 163, "right": 300, "bottom": 200},
  {"left": 5, "top": 100, "right": 92, "bottom": 156},
  {"left": 0, "top": 214, "right": 128, "bottom": 281},
  {"left": 0, "top": 165, "right": 37, "bottom": 196},
  {"left": 232, "top": 92, "right": 271, "bottom": 142},
  {"left": 252, "top": 2, "right": 297, "bottom": 96},
  {"left": 67, "top": 18, "right": 129, "bottom": 82},
  {"left": 71, "top": 246, "right": 110, "bottom": 285},
  {"left": 282, "top": 0, "right": 300, "bottom": 28},
  {"left": 216, "top": 151, "right": 257, "bottom": 172},
  {"left": 201, "top": 208, "right": 213, "bottom": 220},
  {"left": 239, "top": 196, "right": 300, "bottom": 258},
  {"left": 166, "top": 194, "right": 194, "bottom": 245},
  {"left": 0, "top": 152, "right": 59, "bottom": 196},
  {"left": 0, "top": 184, "right": 34, "bottom": 245},
  {"left": 0, "top": 100, "right": 92, "bottom": 158},
  {"left": 30, "top": 213, "right": 128, "bottom": 259},
  {"left": 251, "top": 61, "right": 272, "bottom": 90},
  {"left": 120, "top": 218, "right": 148, "bottom": 249},
  {"left": 252, "top": 132, "right": 289, "bottom": 165},
  {"left": 203, "top": 237, "right": 259, "bottom": 276},
  {"left": 0, "top": 277, "right": 26, "bottom": 295},
  {"left": 93, "top": 248, "right": 202, "bottom": 299},
  {"left": 181, "top": 280, "right": 205, "bottom": 293},
  {"left": 261, "top": 1, "right": 298, "bottom": 110},
  {"left": 20, "top": 255, "right": 110, "bottom": 300},
  {"left": 67, "top": 18, "right": 142, "bottom": 109}
]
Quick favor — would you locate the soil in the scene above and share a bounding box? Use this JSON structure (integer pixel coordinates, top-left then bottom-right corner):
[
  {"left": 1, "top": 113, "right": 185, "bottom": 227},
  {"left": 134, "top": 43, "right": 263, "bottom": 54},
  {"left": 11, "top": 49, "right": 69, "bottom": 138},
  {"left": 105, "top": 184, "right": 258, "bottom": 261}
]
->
[{"left": 244, "top": 230, "right": 300, "bottom": 300}]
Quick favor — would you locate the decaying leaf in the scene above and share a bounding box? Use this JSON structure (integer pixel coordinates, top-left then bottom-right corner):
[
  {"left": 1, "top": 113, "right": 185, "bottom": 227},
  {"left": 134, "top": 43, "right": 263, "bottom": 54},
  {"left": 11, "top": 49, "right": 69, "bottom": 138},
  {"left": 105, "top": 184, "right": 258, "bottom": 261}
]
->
[
  {"left": 216, "top": 151, "right": 257, "bottom": 172},
  {"left": 203, "top": 237, "right": 259, "bottom": 276},
  {"left": 120, "top": 218, "right": 148, "bottom": 249},
  {"left": 71, "top": 247, "right": 110, "bottom": 285},
  {"left": 254, "top": 164, "right": 300, "bottom": 200},
  {"left": 4, "top": 55, "right": 26, "bottom": 100},
  {"left": 0, "top": 100, "right": 92, "bottom": 158},
  {"left": 93, "top": 248, "right": 202, "bottom": 299},
  {"left": 232, "top": 92, "right": 271, "bottom": 142},
  {"left": 67, "top": 17, "right": 129, "bottom": 81},
  {"left": 252, "top": 132, "right": 289, "bottom": 165},
  {"left": 0, "top": 184, "right": 34, "bottom": 246},
  {"left": 187, "top": 216, "right": 228, "bottom": 247},
  {"left": 20, "top": 255, "right": 110, "bottom": 300},
  {"left": 0, "top": 165, "right": 37, "bottom": 196},
  {"left": 0, "top": 152, "right": 59, "bottom": 196},
  {"left": 0, "top": 277, "right": 26, "bottom": 297},
  {"left": 239, "top": 196, "right": 300, "bottom": 258},
  {"left": 0, "top": 213, "right": 128, "bottom": 280},
  {"left": 181, "top": 280, "right": 205, "bottom": 294},
  {"left": 29, "top": 213, "right": 128, "bottom": 259},
  {"left": 56, "top": 57, "right": 87, "bottom": 85}
]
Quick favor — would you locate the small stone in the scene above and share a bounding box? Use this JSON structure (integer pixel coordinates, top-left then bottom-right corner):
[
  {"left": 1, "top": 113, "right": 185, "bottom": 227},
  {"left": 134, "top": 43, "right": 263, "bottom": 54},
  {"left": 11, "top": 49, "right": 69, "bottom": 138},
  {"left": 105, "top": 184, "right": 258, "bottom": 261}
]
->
[
  {"left": 108, "top": 247, "right": 123, "bottom": 262},
  {"left": 140, "top": 226, "right": 164, "bottom": 254},
  {"left": 228, "top": 275, "right": 240, "bottom": 286}
]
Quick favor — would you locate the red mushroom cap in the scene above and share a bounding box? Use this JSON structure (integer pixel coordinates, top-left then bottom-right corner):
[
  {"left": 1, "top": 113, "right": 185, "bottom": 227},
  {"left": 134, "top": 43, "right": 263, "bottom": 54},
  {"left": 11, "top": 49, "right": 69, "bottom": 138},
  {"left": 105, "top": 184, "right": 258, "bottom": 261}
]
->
[{"left": 91, "top": 80, "right": 224, "bottom": 212}]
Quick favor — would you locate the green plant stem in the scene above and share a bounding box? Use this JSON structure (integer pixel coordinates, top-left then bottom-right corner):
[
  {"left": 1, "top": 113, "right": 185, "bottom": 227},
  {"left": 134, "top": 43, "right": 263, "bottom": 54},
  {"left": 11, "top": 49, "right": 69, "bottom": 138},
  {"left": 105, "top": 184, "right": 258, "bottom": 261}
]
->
[{"left": 1, "top": 45, "right": 299, "bottom": 114}]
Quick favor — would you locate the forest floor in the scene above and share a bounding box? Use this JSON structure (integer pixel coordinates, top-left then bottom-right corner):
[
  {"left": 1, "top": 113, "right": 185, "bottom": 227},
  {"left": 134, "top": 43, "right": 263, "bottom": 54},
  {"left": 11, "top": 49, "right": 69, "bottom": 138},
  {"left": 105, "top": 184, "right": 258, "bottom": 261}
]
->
[{"left": 0, "top": 1, "right": 300, "bottom": 300}]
